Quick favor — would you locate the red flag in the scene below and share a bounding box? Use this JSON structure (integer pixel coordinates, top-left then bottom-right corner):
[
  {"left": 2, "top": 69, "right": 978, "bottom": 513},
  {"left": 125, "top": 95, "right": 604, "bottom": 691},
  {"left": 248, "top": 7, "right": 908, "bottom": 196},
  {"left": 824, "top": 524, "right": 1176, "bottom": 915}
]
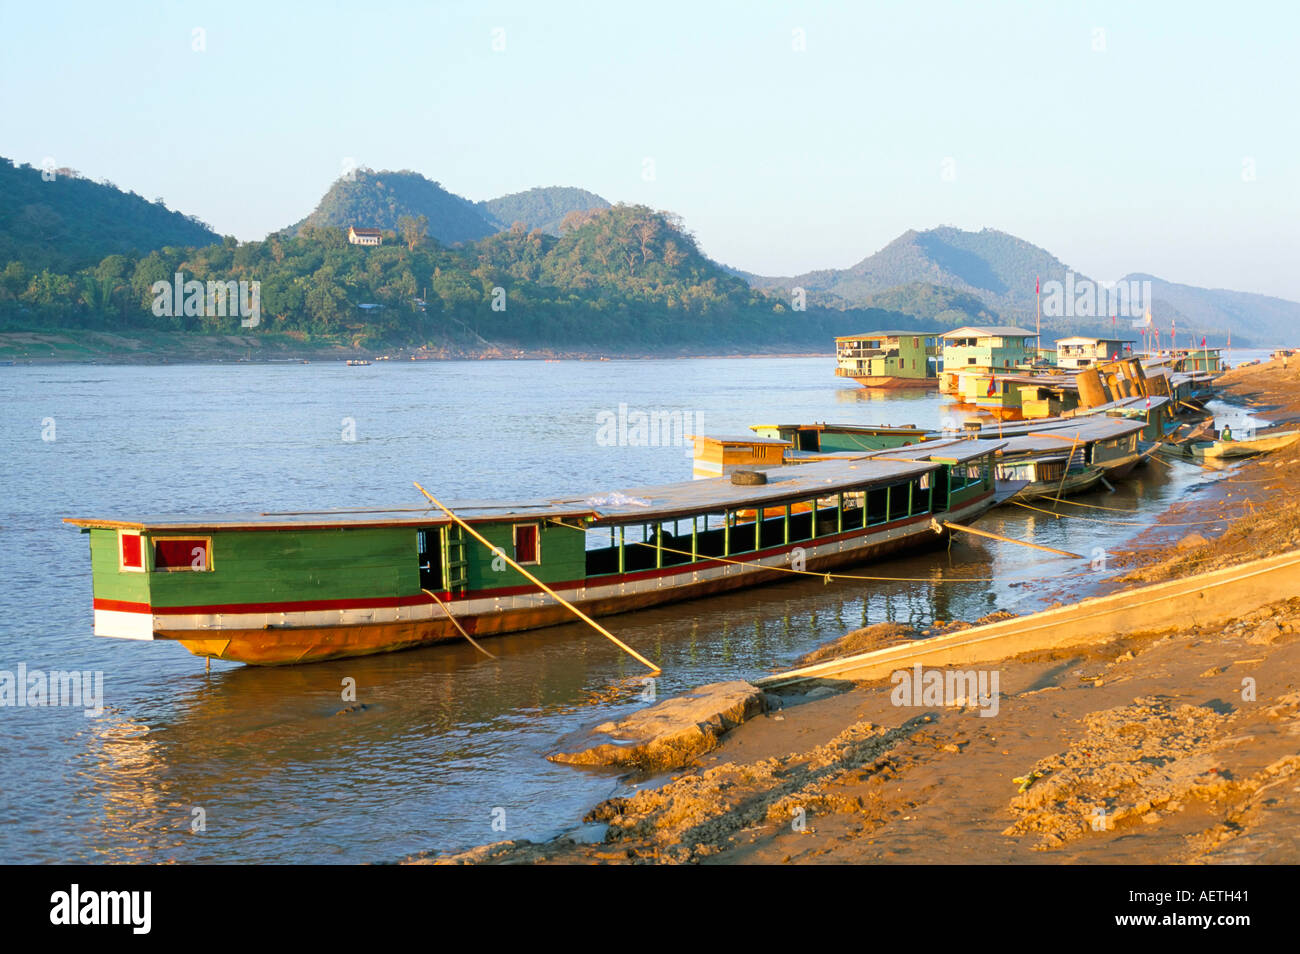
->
[
  {"left": 1201, "top": 335, "right": 1206, "bottom": 348},
  {"left": 1035, "top": 276, "right": 1039, "bottom": 294},
  {"left": 987, "top": 376, "right": 997, "bottom": 397}
]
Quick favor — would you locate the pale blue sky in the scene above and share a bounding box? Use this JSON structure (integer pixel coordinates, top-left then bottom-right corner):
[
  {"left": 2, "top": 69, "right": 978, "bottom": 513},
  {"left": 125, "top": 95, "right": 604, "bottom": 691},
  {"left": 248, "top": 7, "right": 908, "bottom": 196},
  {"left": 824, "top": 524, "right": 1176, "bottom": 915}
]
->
[{"left": 2, "top": 1, "right": 1297, "bottom": 298}]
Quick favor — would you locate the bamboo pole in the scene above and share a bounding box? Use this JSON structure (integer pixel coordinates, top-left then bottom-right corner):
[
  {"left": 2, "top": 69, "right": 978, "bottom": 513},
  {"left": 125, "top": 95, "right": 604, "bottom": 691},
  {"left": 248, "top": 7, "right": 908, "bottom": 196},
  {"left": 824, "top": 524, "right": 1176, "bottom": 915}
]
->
[
  {"left": 939, "top": 520, "right": 1085, "bottom": 559},
  {"left": 413, "top": 482, "right": 661, "bottom": 674},
  {"left": 1053, "top": 435, "right": 1081, "bottom": 509},
  {"left": 421, "top": 588, "right": 496, "bottom": 659}
]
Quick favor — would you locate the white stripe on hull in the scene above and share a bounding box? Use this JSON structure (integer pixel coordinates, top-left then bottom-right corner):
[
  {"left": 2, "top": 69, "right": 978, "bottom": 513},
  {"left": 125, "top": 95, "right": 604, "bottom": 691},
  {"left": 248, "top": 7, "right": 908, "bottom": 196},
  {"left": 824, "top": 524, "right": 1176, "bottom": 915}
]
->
[{"left": 94, "top": 608, "right": 156, "bottom": 640}]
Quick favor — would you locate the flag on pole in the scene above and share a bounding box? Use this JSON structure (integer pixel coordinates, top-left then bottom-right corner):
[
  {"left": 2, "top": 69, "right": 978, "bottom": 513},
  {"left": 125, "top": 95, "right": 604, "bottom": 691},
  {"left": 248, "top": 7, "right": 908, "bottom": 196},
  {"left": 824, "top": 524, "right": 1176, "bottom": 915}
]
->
[{"left": 987, "top": 376, "right": 997, "bottom": 397}]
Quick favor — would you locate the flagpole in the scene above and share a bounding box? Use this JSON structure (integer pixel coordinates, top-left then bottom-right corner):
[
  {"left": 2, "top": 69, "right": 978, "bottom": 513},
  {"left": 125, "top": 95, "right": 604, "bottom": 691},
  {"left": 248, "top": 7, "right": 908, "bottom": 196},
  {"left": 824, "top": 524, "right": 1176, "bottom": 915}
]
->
[{"left": 1035, "top": 275, "right": 1041, "bottom": 363}]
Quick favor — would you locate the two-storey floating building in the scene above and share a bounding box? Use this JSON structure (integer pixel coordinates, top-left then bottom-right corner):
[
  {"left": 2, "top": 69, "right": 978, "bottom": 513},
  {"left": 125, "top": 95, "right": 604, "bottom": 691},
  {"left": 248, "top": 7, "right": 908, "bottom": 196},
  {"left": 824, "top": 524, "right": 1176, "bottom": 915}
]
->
[
  {"left": 834, "top": 331, "right": 943, "bottom": 388},
  {"left": 1055, "top": 336, "right": 1135, "bottom": 369},
  {"left": 939, "top": 326, "right": 1037, "bottom": 392}
]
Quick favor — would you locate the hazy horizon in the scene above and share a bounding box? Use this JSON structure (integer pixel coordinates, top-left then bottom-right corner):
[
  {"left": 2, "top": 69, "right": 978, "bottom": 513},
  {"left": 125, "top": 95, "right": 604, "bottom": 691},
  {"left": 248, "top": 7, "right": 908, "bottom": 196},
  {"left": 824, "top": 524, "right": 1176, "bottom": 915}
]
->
[{"left": 2, "top": 0, "right": 1297, "bottom": 299}]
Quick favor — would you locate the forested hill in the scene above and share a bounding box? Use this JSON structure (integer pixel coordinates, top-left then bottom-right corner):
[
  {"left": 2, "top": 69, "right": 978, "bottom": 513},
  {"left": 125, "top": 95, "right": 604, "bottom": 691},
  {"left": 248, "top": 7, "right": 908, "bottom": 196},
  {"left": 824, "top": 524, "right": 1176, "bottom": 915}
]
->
[
  {"left": 747, "top": 226, "right": 1298, "bottom": 345},
  {"left": 0, "top": 158, "right": 220, "bottom": 273},
  {"left": 289, "top": 169, "right": 499, "bottom": 244},
  {"left": 0, "top": 203, "right": 920, "bottom": 352},
  {"left": 750, "top": 226, "right": 1075, "bottom": 320},
  {"left": 478, "top": 186, "right": 610, "bottom": 235}
]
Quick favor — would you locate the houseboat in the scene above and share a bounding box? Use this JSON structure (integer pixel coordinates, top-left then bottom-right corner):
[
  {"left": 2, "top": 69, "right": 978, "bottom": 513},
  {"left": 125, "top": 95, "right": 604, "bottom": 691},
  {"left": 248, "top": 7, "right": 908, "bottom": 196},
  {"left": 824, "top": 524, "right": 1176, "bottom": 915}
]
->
[
  {"left": 939, "top": 326, "right": 1037, "bottom": 392},
  {"left": 67, "top": 442, "right": 1011, "bottom": 666},
  {"left": 834, "top": 331, "right": 942, "bottom": 388},
  {"left": 1055, "top": 336, "right": 1135, "bottom": 369}
]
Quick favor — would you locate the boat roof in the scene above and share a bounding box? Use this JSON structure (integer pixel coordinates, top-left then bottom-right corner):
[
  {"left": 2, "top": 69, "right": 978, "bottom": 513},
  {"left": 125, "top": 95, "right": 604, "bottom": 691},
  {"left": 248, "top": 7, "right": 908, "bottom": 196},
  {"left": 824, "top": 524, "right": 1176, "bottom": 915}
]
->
[
  {"left": 689, "top": 434, "right": 792, "bottom": 446},
  {"left": 65, "top": 441, "right": 1007, "bottom": 533},
  {"left": 941, "top": 326, "right": 1037, "bottom": 339},
  {"left": 1055, "top": 335, "right": 1136, "bottom": 345},
  {"left": 835, "top": 330, "right": 939, "bottom": 340},
  {"left": 751, "top": 422, "right": 928, "bottom": 434},
  {"left": 978, "top": 415, "right": 1146, "bottom": 441},
  {"left": 998, "top": 440, "right": 1072, "bottom": 459}
]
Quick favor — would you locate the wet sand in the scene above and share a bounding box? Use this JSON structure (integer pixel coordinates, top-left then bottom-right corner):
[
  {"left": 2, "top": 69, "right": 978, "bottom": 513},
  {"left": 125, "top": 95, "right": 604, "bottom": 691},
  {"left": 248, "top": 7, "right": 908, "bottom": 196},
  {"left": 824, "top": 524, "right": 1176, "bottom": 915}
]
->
[{"left": 415, "top": 356, "right": 1300, "bottom": 865}]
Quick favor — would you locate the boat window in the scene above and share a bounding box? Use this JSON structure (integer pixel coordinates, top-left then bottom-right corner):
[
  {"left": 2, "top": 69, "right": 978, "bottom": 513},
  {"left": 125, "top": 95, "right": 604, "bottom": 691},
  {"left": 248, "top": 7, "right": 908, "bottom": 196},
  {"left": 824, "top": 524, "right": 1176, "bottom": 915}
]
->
[
  {"left": 153, "top": 537, "right": 211, "bottom": 572},
  {"left": 513, "top": 524, "right": 539, "bottom": 565},
  {"left": 417, "top": 529, "right": 443, "bottom": 591},
  {"left": 843, "top": 491, "right": 866, "bottom": 530},
  {"left": 866, "top": 487, "right": 889, "bottom": 525},
  {"left": 119, "top": 531, "right": 144, "bottom": 571}
]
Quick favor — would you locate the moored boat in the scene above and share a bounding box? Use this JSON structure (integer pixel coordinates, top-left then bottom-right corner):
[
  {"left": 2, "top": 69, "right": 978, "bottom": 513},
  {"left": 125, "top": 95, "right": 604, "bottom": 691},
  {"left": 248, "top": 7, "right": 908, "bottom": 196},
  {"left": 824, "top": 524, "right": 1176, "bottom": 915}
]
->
[
  {"left": 67, "top": 441, "right": 1010, "bottom": 666},
  {"left": 1190, "top": 429, "right": 1299, "bottom": 459},
  {"left": 993, "top": 433, "right": 1105, "bottom": 500}
]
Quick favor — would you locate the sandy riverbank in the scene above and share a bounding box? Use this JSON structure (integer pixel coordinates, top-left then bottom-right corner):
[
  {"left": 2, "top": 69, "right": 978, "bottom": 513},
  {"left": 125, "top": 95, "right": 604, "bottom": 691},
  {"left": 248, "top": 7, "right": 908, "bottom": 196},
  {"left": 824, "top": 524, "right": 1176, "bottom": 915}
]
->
[{"left": 414, "top": 356, "right": 1300, "bottom": 865}]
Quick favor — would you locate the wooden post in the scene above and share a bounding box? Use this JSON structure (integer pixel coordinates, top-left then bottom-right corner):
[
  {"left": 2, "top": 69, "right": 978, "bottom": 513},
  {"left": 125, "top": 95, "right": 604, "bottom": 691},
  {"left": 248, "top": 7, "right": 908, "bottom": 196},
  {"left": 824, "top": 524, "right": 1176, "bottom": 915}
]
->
[{"left": 414, "top": 483, "right": 660, "bottom": 674}]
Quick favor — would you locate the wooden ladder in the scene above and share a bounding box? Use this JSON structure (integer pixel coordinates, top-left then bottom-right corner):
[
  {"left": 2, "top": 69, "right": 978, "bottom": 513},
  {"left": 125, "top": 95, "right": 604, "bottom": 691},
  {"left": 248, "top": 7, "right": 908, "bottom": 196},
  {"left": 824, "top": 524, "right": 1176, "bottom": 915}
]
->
[{"left": 442, "top": 525, "right": 469, "bottom": 593}]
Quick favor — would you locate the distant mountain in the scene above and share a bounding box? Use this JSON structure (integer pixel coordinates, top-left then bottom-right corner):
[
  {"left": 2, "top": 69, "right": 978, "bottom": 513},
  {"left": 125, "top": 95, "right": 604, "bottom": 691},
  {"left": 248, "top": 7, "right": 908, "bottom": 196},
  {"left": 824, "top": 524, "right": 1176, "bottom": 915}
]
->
[
  {"left": 854, "top": 282, "right": 1005, "bottom": 327},
  {"left": 0, "top": 157, "right": 220, "bottom": 272},
  {"left": 750, "top": 227, "right": 1075, "bottom": 322},
  {"left": 478, "top": 186, "right": 610, "bottom": 235},
  {"left": 747, "top": 226, "right": 1298, "bottom": 346},
  {"left": 1120, "top": 273, "right": 1300, "bottom": 346},
  {"left": 290, "top": 169, "right": 498, "bottom": 244}
]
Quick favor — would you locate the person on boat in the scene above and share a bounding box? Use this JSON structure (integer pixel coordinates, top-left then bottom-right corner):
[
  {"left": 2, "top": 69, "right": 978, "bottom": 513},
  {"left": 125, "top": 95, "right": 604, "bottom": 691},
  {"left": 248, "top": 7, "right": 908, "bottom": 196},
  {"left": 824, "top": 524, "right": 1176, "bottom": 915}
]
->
[{"left": 1221, "top": 424, "right": 1233, "bottom": 442}]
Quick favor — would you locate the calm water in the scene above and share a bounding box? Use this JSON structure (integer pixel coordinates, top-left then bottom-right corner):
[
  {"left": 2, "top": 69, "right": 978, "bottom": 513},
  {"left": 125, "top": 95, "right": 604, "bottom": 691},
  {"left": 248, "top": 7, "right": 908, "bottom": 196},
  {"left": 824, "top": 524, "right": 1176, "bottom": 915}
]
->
[{"left": 0, "top": 354, "right": 1266, "bottom": 863}]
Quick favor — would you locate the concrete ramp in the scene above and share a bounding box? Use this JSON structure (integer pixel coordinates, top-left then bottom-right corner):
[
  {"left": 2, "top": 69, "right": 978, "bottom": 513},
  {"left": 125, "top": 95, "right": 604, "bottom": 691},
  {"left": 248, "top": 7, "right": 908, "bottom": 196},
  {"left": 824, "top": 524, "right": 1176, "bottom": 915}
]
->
[{"left": 757, "top": 549, "right": 1300, "bottom": 688}]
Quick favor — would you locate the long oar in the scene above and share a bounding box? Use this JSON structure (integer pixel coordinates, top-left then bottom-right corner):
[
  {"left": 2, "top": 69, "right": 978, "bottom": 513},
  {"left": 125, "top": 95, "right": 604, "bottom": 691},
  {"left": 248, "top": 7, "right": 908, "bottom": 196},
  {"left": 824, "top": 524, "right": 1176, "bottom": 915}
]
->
[{"left": 414, "top": 482, "right": 661, "bottom": 674}]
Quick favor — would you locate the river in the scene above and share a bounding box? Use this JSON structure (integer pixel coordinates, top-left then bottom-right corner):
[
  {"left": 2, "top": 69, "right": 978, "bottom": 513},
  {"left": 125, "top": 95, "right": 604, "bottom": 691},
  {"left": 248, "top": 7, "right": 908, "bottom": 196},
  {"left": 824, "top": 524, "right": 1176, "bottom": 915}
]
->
[{"left": 0, "top": 351, "right": 1269, "bottom": 862}]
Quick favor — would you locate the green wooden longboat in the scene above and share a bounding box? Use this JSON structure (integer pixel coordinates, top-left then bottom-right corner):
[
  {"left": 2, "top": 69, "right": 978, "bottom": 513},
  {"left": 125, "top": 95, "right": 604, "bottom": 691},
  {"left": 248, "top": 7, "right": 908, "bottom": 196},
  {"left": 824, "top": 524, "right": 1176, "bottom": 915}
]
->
[{"left": 67, "top": 440, "right": 1011, "bottom": 666}]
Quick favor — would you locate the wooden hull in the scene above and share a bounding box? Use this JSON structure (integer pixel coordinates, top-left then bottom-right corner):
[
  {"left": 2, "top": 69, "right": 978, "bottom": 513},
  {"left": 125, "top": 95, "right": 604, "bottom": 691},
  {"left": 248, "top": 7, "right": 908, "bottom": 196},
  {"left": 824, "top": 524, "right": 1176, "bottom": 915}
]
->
[
  {"left": 845, "top": 376, "right": 939, "bottom": 389},
  {"left": 1192, "top": 432, "right": 1299, "bottom": 458},
  {"left": 164, "top": 494, "right": 995, "bottom": 665},
  {"left": 1012, "top": 466, "right": 1105, "bottom": 501}
]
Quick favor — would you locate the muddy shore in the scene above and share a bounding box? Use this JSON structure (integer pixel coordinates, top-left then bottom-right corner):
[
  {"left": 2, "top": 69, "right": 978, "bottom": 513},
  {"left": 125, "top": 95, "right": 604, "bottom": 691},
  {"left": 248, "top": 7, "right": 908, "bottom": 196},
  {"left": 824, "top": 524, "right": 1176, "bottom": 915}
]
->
[{"left": 413, "top": 356, "right": 1300, "bottom": 865}]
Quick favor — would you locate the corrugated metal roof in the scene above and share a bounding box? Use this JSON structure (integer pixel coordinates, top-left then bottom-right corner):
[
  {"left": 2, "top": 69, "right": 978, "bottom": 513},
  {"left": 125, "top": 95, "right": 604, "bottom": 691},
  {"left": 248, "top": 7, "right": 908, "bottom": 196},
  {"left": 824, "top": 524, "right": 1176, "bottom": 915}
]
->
[{"left": 66, "top": 446, "right": 1008, "bottom": 533}]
